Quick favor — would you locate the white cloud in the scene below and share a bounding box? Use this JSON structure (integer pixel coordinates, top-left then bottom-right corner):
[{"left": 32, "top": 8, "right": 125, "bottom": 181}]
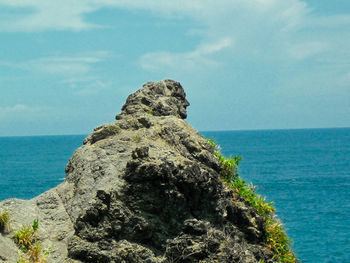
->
[
  {"left": 307, "top": 14, "right": 350, "bottom": 28},
  {"left": 23, "top": 51, "right": 108, "bottom": 75},
  {"left": 0, "top": 0, "right": 349, "bottom": 131},
  {"left": 133, "top": 1, "right": 311, "bottom": 72},
  {"left": 0, "top": 0, "right": 98, "bottom": 32},
  {"left": 0, "top": 0, "right": 348, "bottom": 66},
  {"left": 65, "top": 78, "right": 109, "bottom": 96},
  {"left": 287, "top": 42, "right": 329, "bottom": 60},
  {"left": 0, "top": 51, "right": 108, "bottom": 76},
  {"left": 27, "top": 57, "right": 92, "bottom": 75},
  {"left": 0, "top": 51, "right": 110, "bottom": 96},
  {"left": 1, "top": 104, "right": 32, "bottom": 113},
  {"left": 140, "top": 38, "right": 232, "bottom": 71},
  {"left": 0, "top": 1, "right": 348, "bottom": 79},
  {"left": 127, "top": 0, "right": 350, "bottom": 75},
  {"left": 0, "top": 0, "right": 310, "bottom": 32},
  {"left": 0, "top": 104, "right": 47, "bottom": 120}
]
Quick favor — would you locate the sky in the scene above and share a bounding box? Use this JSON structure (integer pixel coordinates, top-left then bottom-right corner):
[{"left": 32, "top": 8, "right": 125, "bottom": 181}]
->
[{"left": 0, "top": 0, "right": 349, "bottom": 136}]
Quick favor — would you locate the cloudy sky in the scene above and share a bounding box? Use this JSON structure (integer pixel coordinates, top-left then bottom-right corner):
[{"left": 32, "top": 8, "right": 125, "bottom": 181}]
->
[{"left": 0, "top": 0, "right": 349, "bottom": 136}]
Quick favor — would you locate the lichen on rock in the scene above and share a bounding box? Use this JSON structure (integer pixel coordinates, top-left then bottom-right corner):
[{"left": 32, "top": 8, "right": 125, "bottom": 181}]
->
[{"left": 0, "top": 80, "right": 297, "bottom": 263}]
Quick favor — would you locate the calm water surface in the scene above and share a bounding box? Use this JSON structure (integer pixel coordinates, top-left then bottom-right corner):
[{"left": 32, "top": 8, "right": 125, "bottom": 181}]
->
[
  {"left": 0, "top": 135, "right": 85, "bottom": 200},
  {"left": 203, "top": 128, "right": 350, "bottom": 263},
  {"left": 1, "top": 128, "right": 349, "bottom": 263}
]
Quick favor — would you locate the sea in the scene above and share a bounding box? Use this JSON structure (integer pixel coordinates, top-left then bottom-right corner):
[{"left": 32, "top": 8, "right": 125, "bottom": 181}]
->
[{"left": 0, "top": 128, "right": 349, "bottom": 263}]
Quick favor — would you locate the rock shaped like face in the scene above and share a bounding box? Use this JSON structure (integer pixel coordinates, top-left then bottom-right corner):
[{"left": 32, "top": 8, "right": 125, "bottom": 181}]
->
[{"left": 116, "top": 79, "right": 190, "bottom": 120}]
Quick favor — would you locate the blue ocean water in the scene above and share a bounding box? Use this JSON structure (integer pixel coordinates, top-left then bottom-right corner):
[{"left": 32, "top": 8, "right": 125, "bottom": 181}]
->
[
  {"left": 0, "top": 128, "right": 349, "bottom": 262},
  {"left": 202, "top": 128, "right": 350, "bottom": 263},
  {"left": 0, "top": 135, "right": 85, "bottom": 200}
]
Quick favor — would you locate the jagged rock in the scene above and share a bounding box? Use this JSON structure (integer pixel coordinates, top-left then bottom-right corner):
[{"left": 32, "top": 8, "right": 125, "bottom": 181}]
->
[
  {"left": 116, "top": 79, "right": 189, "bottom": 120},
  {"left": 0, "top": 80, "right": 280, "bottom": 262}
]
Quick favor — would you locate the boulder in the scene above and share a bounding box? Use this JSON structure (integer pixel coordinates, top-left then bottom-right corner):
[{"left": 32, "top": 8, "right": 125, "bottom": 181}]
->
[{"left": 0, "top": 80, "right": 278, "bottom": 262}]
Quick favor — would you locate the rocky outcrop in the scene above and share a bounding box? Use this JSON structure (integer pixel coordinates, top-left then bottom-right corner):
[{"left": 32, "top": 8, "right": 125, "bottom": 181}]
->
[{"left": 1, "top": 80, "right": 279, "bottom": 262}]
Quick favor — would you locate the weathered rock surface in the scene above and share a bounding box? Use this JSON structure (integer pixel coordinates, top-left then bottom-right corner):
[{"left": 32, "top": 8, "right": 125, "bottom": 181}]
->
[{"left": 1, "top": 80, "right": 277, "bottom": 262}]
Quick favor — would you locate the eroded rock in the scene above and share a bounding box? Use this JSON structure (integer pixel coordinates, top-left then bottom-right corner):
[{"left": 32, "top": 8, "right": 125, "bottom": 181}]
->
[{"left": 0, "top": 80, "right": 281, "bottom": 263}]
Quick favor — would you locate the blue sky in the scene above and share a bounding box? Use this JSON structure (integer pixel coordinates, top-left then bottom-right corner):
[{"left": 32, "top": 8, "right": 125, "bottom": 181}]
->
[{"left": 0, "top": 0, "right": 349, "bottom": 136}]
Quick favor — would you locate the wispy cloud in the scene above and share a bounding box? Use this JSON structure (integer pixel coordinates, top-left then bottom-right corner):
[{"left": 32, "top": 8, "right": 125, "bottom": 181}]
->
[
  {"left": 23, "top": 51, "right": 108, "bottom": 75},
  {"left": 0, "top": 104, "right": 34, "bottom": 113},
  {"left": 0, "top": 104, "right": 48, "bottom": 120},
  {"left": 128, "top": 0, "right": 350, "bottom": 81},
  {"left": 140, "top": 38, "right": 232, "bottom": 72},
  {"left": 0, "top": 51, "right": 109, "bottom": 96},
  {"left": 0, "top": 0, "right": 349, "bottom": 131},
  {"left": 1, "top": 51, "right": 108, "bottom": 76},
  {"left": 34, "top": 52, "right": 111, "bottom": 96},
  {"left": 0, "top": 0, "right": 312, "bottom": 33},
  {"left": 0, "top": 1, "right": 348, "bottom": 81},
  {"left": 0, "top": 0, "right": 349, "bottom": 69},
  {"left": 0, "top": 0, "right": 99, "bottom": 32},
  {"left": 64, "top": 78, "right": 110, "bottom": 96},
  {"left": 307, "top": 14, "right": 350, "bottom": 28},
  {"left": 286, "top": 42, "right": 329, "bottom": 60}
]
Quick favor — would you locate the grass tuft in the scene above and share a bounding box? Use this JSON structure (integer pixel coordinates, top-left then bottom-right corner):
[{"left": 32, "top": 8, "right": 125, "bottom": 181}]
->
[
  {"left": 0, "top": 210, "right": 10, "bottom": 233},
  {"left": 133, "top": 135, "right": 141, "bottom": 143},
  {"left": 207, "top": 138, "right": 296, "bottom": 263},
  {"left": 265, "top": 217, "right": 296, "bottom": 263},
  {"left": 13, "top": 220, "right": 48, "bottom": 263},
  {"left": 146, "top": 109, "right": 154, "bottom": 115},
  {"left": 13, "top": 226, "right": 34, "bottom": 251}
]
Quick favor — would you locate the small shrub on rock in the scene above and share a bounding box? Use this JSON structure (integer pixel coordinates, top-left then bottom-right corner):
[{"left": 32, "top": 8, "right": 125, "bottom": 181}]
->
[
  {"left": 207, "top": 138, "right": 296, "bottom": 263},
  {"left": 13, "top": 220, "right": 48, "bottom": 263},
  {"left": 0, "top": 210, "right": 10, "bottom": 233}
]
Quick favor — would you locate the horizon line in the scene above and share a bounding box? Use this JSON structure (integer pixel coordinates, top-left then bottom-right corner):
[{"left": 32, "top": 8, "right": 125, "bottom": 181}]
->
[{"left": 1, "top": 126, "right": 349, "bottom": 138}]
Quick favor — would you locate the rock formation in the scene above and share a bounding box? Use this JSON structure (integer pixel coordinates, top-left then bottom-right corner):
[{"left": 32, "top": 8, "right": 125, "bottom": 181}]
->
[{"left": 0, "top": 80, "right": 291, "bottom": 262}]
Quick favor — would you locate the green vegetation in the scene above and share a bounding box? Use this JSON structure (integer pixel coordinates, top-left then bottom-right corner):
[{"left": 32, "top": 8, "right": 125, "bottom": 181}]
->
[
  {"left": 14, "top": 226, "right": 33, "bottom": 251},
  {"left": 265, "top": 217, "right": 296, "bottom": 263},
  {"left": 133, "top": 135, "right": 141, "bottom": 143},
  {"left": 207, "top": 138, "right": 296, "bottom": 263},
  {"left": 207, "top": 138, "right": 242, "bottom": 182},
  {"left": 0, "top": 210, "right": 10, "bottom": 233},
  {"left": 231, "top": 176, "right": 275, "bottom": 217},
  {"left": 32, "top": 219, "right": 39, "bottom": 232},
  {"left": 109, "top": 124, "right": 120, "bottom": 134},
  {"left": 146, "top": 109, "right": 154, "bottom": 115},
  {"left": 13, "top": 220, "right": 49, "bottom": 263}
]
